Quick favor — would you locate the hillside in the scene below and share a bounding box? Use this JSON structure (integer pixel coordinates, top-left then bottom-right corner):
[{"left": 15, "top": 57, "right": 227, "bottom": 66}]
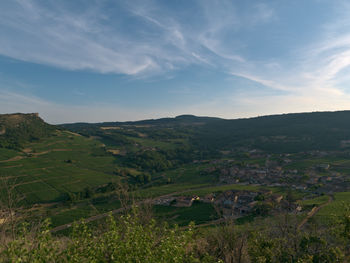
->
[
  {"left": 0, "top": 113, "right": 55, "bottom": 150},
  {"left": 62, "top": 110, "right": 350, "bottom": 153},
  {"left": 0, "top": 113, "right": 118, "bottom": 207},
  {"left": 2, "top": 111, "right": 350, "bottom": 237}
]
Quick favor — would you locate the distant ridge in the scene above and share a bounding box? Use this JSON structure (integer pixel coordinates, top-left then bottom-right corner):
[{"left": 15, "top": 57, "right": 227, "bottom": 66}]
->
[
  {"left": 59, "top": 110, "right": 350, "bottom": 126},
  {"left": 60, "top": 114, "right": 222, "bottom": 127},
  {"left": 60, "top": 110, "right": 350, "bottom": 153},
  {"left": 4, "top": 110, "right": 350, "bottom": 152}
]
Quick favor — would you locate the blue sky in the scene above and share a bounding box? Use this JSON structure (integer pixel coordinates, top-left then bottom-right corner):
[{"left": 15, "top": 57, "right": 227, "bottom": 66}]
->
[{"left": 1, "top": 0, "right": 350, "bottom": 123}]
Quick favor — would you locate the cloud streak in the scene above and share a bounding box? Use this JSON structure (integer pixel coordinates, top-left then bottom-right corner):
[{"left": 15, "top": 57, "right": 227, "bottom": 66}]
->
[
  {"left": 2, "top": 0, "right": 350, "bottom": 122},
  {"left": 0, "top": 0, "right": 274, "bottom": 76},
  {"left": 0, "top": 0, "right": 184, "bottom": 75}
]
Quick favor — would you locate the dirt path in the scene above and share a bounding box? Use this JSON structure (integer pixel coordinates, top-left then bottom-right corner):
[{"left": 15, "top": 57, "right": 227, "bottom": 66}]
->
[
  {"left": 51, "top": 205, "right": 127, "bottom": 233},
  {"left": 0, "top": 174, "right": 30, "bottom": 180},
  {"left": 180, "top": 218, "right": 226, "bottom": 230},
  {"left": 65, "top": 131, "right": 82, "bottom": 137},
  {"left": 297, "top": 195, "right": 333, "bottom": 230},
  {"left": 2, "top": 164, "right": 23, "bottom": 168},
  {"left": 0, "top": 156, "right": 25, "bottom": 163},
  {"left": 0, "top": 149, "right": 71, "bottom": 163}
]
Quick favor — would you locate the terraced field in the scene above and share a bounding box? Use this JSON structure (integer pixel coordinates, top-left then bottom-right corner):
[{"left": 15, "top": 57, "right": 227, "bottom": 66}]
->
[{"left": 0, "top": 130, "right": 116, "bottom": 204}]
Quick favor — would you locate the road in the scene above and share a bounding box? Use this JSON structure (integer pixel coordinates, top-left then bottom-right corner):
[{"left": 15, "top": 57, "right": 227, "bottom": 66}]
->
[
  {"left": 297, "top": 195, "right": 333, "bottom": 230},
  {"left": 50, "top": 187, "right": 209, "bottom": 233},
  {"left": 52, "top": 188, "right": 334, "bottom": 233}
]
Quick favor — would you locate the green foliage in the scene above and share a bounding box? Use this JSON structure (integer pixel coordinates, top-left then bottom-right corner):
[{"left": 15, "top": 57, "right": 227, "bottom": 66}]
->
[
  {"left": 246, "top": 213, "right": 346, "bottom": 263},
  {"left": 2, "top": 219, "right": 61, "bottom": 262},
  {"left": 125, "top": 150, "right": 173, "bottom": 172},
  {"left": 252, "top": 202, "right": 273, "bottom": 216},
  {"left": 0, "top": 210, "right": 197, "bottom": 263},
  {"left": 2, "top": 208, "right": 350, "bottom": 262},
  {"left": 248, "top": 232, "right": 275, "bottom": 263},
  {"left": 154, "top": 202, "right": 218, "bottom": 226},
  {"left": 248, "top": 230, "right": 344, "bottom": 263}
]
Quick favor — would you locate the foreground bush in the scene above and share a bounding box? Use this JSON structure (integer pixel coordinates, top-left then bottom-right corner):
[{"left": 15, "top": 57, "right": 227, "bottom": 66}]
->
[
  {"left": 2, "top": 209, "right": 350, "bottom": 262},
  {"left": 0, "top": 210, "right": 198, "bottom": 263}
]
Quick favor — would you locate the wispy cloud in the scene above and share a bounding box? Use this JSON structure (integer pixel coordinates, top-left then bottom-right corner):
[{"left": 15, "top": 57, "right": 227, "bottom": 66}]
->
[
  {"left": 2, "top": 0, "right": 350, "bottom": 122},
  {"left": 222, "top": 1, "right": 350, "bottom": 113},
  {"left": 0, "top": 0, "right": 273, "bottom": 76},
  {"left": 0, "top": 0, "right": 182, "bottom": 75}
]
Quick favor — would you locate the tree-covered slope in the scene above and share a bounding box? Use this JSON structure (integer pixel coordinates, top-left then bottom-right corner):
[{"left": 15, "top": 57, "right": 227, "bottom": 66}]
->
[
  {"left": 194, "top": 111, "right": 350, "bottom": 152},
  {"left": 62, "top": 110, "right": 350, "bottom": 153},
  {"left": 0, "top": 113, "right": 55, "bottom": 150}
]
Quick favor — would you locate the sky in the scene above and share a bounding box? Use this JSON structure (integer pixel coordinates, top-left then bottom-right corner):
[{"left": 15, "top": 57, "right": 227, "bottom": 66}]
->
[{"left": 1, "top": 0, "right": 350, "bottom": 124}]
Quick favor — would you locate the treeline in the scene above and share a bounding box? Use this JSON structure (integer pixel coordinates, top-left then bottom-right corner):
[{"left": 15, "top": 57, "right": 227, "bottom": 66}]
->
[
  {"left": 191, "top": 111, "right": 350, "bottom": 153},
  {"left": 1, "top": 207, "right": 350, "bottom": 262},
  {"left": 63, "top": 111, "right": 350, "bottom": 155},
  {"left": 123, "top": 147, "right": 220, "bottom": 173},
  {"left": 59, "top": 182, "right": 120, "bottom": 204}
]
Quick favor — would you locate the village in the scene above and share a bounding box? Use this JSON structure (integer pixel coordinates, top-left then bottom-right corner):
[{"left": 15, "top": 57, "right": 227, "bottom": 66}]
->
[
  {"left": 153, "top": 150, "right": 350, "bottom": 219},
  {"left": 153, "top": 188, "right": 301, "bottom": 219},
  {"left": 211, "top": 150, "right": 350, "bottom": 194}
]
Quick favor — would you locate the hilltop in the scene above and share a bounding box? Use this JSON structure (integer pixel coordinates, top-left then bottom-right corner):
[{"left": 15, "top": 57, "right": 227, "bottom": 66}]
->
[{"left": 0, "top": 113, "right": 55, "bottom": 150}]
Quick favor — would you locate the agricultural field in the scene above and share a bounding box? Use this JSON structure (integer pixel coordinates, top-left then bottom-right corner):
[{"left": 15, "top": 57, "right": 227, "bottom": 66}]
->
[
  {"left": 316, "top": 192, "right": 350, "bottom": 223},
  {"left": 0, "top": 130, "right": 117, "bottom": 204},
  {"left": 153, "top": 202, "right": 218, "bottom": 226},
  {"left": 2, "top": 112, "right": 350, "bottom": 235}
]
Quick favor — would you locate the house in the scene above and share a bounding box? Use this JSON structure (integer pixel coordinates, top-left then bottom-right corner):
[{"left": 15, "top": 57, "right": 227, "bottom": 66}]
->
[
  {"left": 296, "top": 205, "right": 302, "bottom": 212},
  {"left": 234, "top": 206, "right": 252, "bottom": 214},
  {"left": 320, "top": 177, "right": 332, "bottom": 184},
  {"left": 270, "top": 194, "right": 283, "bottom": 203},
  {"left": 174, "top": 196, "right": 193, "bottom": 207},
  {"left": 173, "top": 196, "right": 200, "bottom": 207},
  {"left": 275, "top": 166, "right": 283, "bottom": 172},
  {"left": 237, "top": 195, "right": 254, "bottom": 204},
  {"left": 202, "top": 193, "right": 215, "bottom": 203},
  {"left": 248, "top": 201, "right": 258, "bottom": 208},
  {"left": 153, "top": 197, "right": 175, "bottom": 206}
]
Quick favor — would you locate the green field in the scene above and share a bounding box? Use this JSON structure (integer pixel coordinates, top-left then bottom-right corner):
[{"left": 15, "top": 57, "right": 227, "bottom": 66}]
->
[
  {"left": 153, "top": 202, "right": 218, "bottom": 226},
  {"left": 316, "top": 192, "right": 350, "bottom": 222},
  {"left": 0, "top": 130, "right": 117, "bottom": 204},
  {"left": 3, "top": 112, "right": 350, "bottom": 234},
  {"left": 174, "top": 184, "right": 268, "bottom": 197}
]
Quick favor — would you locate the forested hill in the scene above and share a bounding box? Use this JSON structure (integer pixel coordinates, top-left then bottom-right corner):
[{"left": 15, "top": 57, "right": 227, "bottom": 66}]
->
[
  {"left": 2, "top": 111, "right": 350, "bottom": 153},
  {"left": 0, "top": 113, "right": 55, "bottom": 149},
  {"left": 61, "top": 111, "right": 350, "bottom": 153},
  {"left": 193, "top": 110, "right": 350, "bottom": 152}
]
